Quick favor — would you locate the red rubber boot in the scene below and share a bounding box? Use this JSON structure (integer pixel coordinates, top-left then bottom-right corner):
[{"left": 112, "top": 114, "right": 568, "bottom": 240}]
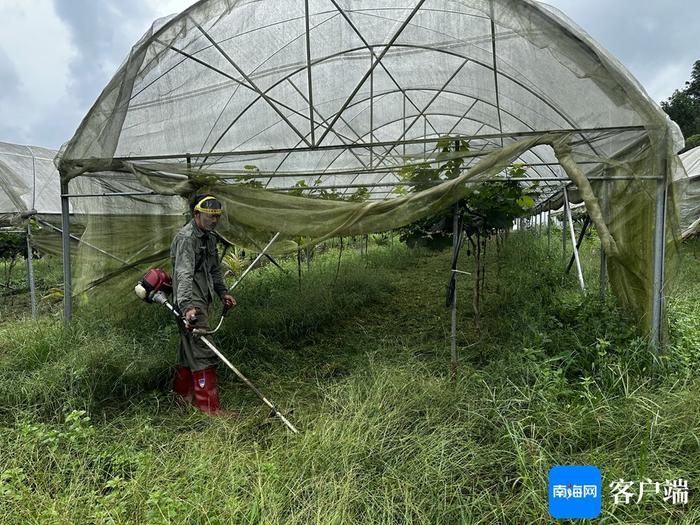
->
[
  {"left": 192, "top": 367, "right": 221, "bottom": 414},
  {"left": 174, "top": 366, "right": 194, "bottom": 404}
]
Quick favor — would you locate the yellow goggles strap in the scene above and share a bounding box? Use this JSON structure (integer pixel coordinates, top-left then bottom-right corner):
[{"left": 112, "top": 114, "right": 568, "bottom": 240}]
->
[{"left": 194, "top": 196, "right": 223, "bottom": 215}]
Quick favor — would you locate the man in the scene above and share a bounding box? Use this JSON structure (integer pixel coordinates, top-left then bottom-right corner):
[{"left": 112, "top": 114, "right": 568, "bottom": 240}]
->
[{"left": 170, "top": 194, "right": 236, "bottom": 414}]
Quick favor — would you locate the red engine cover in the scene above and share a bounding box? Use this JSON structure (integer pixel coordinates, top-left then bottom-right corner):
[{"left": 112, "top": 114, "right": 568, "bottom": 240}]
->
[{"left": 141, "top": 268, "right": 173, "bottom": 295}]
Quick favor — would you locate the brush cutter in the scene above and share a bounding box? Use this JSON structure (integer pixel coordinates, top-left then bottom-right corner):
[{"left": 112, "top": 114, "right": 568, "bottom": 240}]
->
[{"left": 135, "top": 266, "right": 299, "bottom": 434}]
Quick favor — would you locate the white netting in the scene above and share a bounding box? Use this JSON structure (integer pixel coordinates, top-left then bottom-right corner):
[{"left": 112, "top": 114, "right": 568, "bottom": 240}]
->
[{"left": 52, "top": 0, "right": 688, "bottom": 334}]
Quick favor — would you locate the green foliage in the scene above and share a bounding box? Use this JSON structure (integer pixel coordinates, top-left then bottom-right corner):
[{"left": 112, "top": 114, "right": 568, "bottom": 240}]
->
[
  {"left": 0, "top": 467, "right": 27, "bottom": 502},
  {"left": 234, "top": 165, "right": 264, "bottom": 188},
  {"left": 221, "top": 250, "right": 245, "bottom": 277},
  {"left": 218, "top": 246, "right": 406, "bottom": 344},
  {"left": 314, "top": 179, "right": 343, "bottom": 201},
  {"left": 661, "top": 59, "right": 700, "bottom": 149},
  {"left": 288, "top": 178, "right": 310, "bottom": 197},
  {"left": 398, "top": 138, "right": 469, "bottom": 194},
  {"left": 145, "top": 490, "right": 186, "bottom": 524},
  {"left": 188, "top": 173, "right": 220, "bottom": 189},
  {"left": 1, "top": 222, "right": 44, "bottom": 292},
  {"left": 19, "top": 409, "right": 94, "bottom": 448},
  {"left": 684, "top": 133, "right": 700, "bottom": 151},
  {"left": 462, "top": 165, "right": 537, "bottom": 236},
  {"left": 0, "top": 230, "right": 25, "bottom": 260},
  {"left": 397, "top": 142, "right": 536, "bottom": 248},
  {"left": 288, "top": 177, "right": 369, "bottom": 202},
  {"left": 1, "top": 230, "right": 27, "bottom": 292},
  {"left": 346, "top": 186, "right": 370, "bottom": 202},
  {"left": 397, "top": 139, "right": 467, "bottom": 248},
  {"left": 665, "top": 240, "right": 700, "bottom": 375},
  {"left": 0, "top": 254, "right": 63, "bottom": 319}
]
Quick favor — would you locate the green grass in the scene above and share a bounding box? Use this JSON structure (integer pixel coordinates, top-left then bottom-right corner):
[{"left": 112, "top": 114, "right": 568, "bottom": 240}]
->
[
  {"left": 0, "top": 254, "right": 64, "bottom": 320},
  {"left": 0, "top": 233, "right": 698, "bottom": 524}
]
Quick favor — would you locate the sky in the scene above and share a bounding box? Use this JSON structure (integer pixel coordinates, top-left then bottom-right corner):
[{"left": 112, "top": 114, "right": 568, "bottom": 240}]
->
[{"left": 0, "top": 0, "right": 697, "bottom": 150}]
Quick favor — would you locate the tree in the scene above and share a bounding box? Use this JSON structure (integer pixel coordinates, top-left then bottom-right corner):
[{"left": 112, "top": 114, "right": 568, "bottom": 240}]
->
[
  {"left": 661, "top": 60, "right": 700, "bottom": 151},
  {"left": 1, "top": 230, "right": 26, "bottom": 291}
]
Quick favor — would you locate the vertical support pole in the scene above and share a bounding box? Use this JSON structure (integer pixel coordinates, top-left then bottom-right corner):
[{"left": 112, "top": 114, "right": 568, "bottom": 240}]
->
[
  {"left": 599, "top": 180, "right": 608, "bottom": 301},
  {"left": 450, "top": 204, "right": 459, "bottom": 381},
  {"left": 650, "top": 159, "right": 668, "bottom": 349},
  {"left": 27, "top": 145, "right": 37, "bottom": 319},
  {"left": 369, "top": 53, "right": 374, "bottom": 168},
  {"left": 489, "top": 0, "right": 503, "bottom": 147},
  {"left": 566, "top": 217, "right": 590, "bottom": 274},
  {"left": 402, "top": 92, "right": 407, "bottom": 157},
  {"left": 564, "top": 187, "right": 585, "bottom": 291},
  {"left": 60, "top": 177, "right": 72, "bottom": 324},
  {"left": 547, "top": 202, "right": 551, "bottom": 254},
  {"left": 561, "top": 190, "right": 567, "bottom": 264},
  {"left": 186, "top": 153, "right": 192, "bottom": 170},
  {"left": 304, "top": 0, "right": 315, "bottom": 147},
  {"left": 26, "top": 223, "right": 37, "bottom": 320},
  {"left": 599, "top": 243, "right": 608, "bottom": 300}
]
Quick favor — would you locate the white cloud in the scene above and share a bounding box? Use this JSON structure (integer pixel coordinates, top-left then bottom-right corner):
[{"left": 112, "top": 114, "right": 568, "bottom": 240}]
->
[
  {"left": 145, "top": 0, "right": 193, "bottom": 17},
  {"left": 0, "top": 0, "right": 75, "bottom": 145},
  {"left": 644, "top": 60, "right": 696, "bottom": 103},
  {"left": 0, "top": 0, "right": 193, "bottom": 147},
  {"left": 0, "top": 0, "right": 697, "bottom": 148}
]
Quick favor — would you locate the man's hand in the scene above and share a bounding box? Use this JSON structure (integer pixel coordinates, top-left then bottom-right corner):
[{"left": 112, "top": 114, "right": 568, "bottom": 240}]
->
[
  {"left": 185, "top": 308, "right": 198, "bottom": 322},
  {"left": 222, "top": 294, "right": 237, "bottom": 310}
]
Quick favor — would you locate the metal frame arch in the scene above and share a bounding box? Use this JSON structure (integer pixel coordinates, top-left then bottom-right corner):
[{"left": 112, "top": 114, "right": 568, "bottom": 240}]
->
[
  {"left": 264, "top": 85, "right": 564, "bottom": 184},
  {"left": 117, "top": 37, "right": 609, "bottom": 171}
]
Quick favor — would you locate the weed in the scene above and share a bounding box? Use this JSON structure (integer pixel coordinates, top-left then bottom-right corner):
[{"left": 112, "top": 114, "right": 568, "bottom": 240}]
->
[{"left": 0, "top": 237, "right": 697, "bottom": 523}]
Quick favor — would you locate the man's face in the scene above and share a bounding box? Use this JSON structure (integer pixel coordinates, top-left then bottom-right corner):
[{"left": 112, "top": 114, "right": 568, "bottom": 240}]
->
[{"left": 195, "top": 212, "right": 221, "bottom": 232}]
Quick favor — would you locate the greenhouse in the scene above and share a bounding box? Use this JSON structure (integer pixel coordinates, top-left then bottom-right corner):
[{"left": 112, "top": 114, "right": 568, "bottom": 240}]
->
[
  {"left": 0, "top": 142, "right": 64, "bottom": 318},
  {"left": 55, "top": 0, "right": 688, "bottom": 346},
  {"left": 679, "top": 146, "right": 700, "bottom": 240},
  {"left": 0, "top": 142, "right": 61, "bottom": 227},
  {"left": 0, "top": 141, "right": 164, "bottom": 317}
]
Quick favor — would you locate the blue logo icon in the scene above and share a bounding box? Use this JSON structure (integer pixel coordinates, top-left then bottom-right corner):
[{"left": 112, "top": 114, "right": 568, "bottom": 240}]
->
[{"left": 548, "top": 466, "right": 602, "bottom": 519}]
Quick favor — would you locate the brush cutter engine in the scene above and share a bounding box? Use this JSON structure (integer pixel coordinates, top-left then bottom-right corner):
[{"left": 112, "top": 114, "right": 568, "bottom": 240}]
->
[
  {"left": 136, "top": 268, "right": 196, "bottom": 330},
  {"left": 135, "top": 268, "right": 173, "bottom": 303}
]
